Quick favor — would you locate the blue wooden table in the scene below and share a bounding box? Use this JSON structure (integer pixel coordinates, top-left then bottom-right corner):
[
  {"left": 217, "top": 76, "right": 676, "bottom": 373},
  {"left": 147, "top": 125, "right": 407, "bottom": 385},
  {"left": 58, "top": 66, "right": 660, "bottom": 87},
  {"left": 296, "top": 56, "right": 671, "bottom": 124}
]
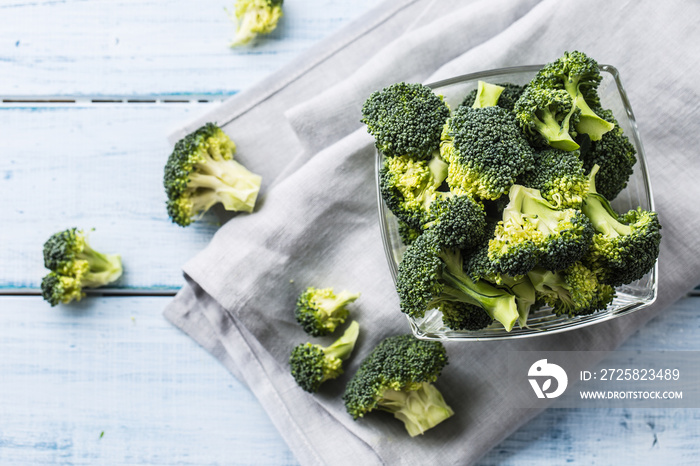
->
[{"left": 2, "top": 2, "right": 699, "bottom": 464}]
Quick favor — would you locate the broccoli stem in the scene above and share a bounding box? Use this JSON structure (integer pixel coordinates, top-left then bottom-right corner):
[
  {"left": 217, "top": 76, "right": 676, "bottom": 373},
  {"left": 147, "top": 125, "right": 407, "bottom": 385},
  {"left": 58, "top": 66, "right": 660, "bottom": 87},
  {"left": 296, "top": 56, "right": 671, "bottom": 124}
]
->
[
  {"left": 534, "top": 110, "right": 579, "bottom": 151},
  {"left": 188, "top": 171, "right": 260, "bottom": 213},
  {"left": 377, "top": 382, "right": 455, "bottom": 437},
  {"left": 562, "top": 78, "right": 614, "bottom": 141},
  {"left": 323, "top": 321, "right": 360, "bottom": 362},
  {"left": 471, "top": 81, "right": 505, "bottom": 108},
  {"left": 582, "top": 193, "right": 631, "bottom": 238}
]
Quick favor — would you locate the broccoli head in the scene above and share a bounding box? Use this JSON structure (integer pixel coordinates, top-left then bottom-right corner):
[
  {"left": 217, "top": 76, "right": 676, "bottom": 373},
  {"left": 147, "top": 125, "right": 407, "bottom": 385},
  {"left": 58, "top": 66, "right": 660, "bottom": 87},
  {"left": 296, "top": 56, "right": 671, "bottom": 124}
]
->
[
  {"left": 294, "top": 286, "right": 360, "bottom": 337},
  {"left": 396, "top": 230, "right": 520, "bottom": 332},
  {"left": 513, "top": 86, "right": 581, "bottom": 151},
  {"left": 518, "top": 148, "right": 589, "bottom": 208},
  {"left": 289, "top": 321, "right": 359, "bottom": 393},
  {"left": 488, "top": 185, "right": 593, "bottom": 276},
  {"left": 378, "top": 153, "right": 448, "bottom": 230},
  {"left": 578, "top": 107, "right": 637, "bottom": 200},
  {"left": 361, "top": 82, "right": 450, "bottom": 160},
  {"left": 163, "top": 123, "right": 262, "bottom": 227},
  {"left": 440, "top": 105, "right": 535, "bottom": 200},
  {"left": 229, "top": 0, "right": 283, "bottom": 47},
  {"left": 422, "top": 194, "right": 488, "bottom": 250},
  {"left": 581, "top": 166, "right": 661, "bottom": 287},
  {"left": 438, "top": 300, "right": 493, "bottom": 331},
  {"left": 532, "top": 50, "right": 615, "bottom": 141},
  {"left": 527, "top": 262, "right": 616, "bottom": 317},
  {"left": 40, "top": 272, "right": 84, "bottom": 307},
  {"left": 342, "top": 334, "right": 453, "bottom": 437}
]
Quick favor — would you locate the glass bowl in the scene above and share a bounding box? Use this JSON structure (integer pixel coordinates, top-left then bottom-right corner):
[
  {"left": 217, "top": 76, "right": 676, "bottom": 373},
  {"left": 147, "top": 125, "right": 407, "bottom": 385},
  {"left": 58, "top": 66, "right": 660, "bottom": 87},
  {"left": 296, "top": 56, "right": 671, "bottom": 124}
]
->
[{"left": 376, "top": 64, "right": 658, "bottom": 341}]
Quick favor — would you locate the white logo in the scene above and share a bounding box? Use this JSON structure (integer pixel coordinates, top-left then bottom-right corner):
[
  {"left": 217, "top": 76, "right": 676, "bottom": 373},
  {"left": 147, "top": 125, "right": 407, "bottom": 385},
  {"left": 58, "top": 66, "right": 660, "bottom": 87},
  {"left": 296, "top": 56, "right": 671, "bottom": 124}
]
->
[{"left": 528, "top": 359, "right": 568, "bottom": 399}]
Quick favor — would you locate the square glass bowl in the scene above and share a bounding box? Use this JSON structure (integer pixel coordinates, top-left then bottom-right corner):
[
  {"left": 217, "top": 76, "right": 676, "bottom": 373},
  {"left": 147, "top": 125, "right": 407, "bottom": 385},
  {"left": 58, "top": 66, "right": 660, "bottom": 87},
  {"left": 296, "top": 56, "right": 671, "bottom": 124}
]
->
[{"left": 376, "top": 65, "right": 658, "bottom": 341}]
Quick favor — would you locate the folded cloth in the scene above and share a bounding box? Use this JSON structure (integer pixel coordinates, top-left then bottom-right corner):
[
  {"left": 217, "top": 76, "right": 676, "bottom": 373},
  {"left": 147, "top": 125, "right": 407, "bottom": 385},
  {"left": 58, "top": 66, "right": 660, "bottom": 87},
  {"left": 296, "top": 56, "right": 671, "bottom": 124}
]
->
[{"left": 164, "top": 0, "right": 700, "bottom": 464}]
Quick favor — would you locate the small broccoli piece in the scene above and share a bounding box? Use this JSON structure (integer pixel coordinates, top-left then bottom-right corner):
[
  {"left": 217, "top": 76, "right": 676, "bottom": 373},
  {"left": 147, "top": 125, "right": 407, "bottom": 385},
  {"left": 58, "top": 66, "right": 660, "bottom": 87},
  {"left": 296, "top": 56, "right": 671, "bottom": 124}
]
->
[
  {"left": 527, "top": 262, "right": 615, "bottom": 317},
  {"left": 422, "top": 194, "right": 488, "bottom": 250},
  {"left": 294, "top": 286, "right": 361, "bottom": 337},
  {"left": 533, "top": 50, "right": 614, "bottom": 141},
  {"left": 343, "top": 334, "right": 453, "bottom": 437},
  {"left": 378, "top": 153, "right": 448, "bottom": 229},
  {"left": 513, "top": 86, "right": 581, "bottom": 151},
  {"left": 41, "top": 228, "right": 123, "bottom": 306},
  {"left": 581, "top": 166, "right": 662, "bottom": 287},
  {"left": 439, "top": 300, "right": 493, "bottom": 331},
  {"left": 397, "top": 220, "right": 422, "bottom": 246},
  {"left": 518, "top": 148, "right": 589, "bottom": 208},
  {"left": 440, "top": 106, "right": 535, "bottom": 200},
  {"left": 396, "top": 231, "right": 520, "bottom": 331},
  {"left": 578, "top": 108, "right": 637, "bottom": 200},
  {"left": 289, "top": 321, "right": 359, "bottom": 393},
  {"left": 460, "top": 82, "right": 527, "bottom": 111},
  {"left": 40, "top": 272, "right": 84, "bottom": 307},
  {"left": 488, "top": 185, "right": 594, "bottom": 276},
  {"left": 163, "top": 123, "right": 262, "bottom": 227},
  {"left": 361, "top": 82, "right": 450, "bottom": 160},
  {"left": 229, "top": 0, "right": 283, "bottom": 47}
]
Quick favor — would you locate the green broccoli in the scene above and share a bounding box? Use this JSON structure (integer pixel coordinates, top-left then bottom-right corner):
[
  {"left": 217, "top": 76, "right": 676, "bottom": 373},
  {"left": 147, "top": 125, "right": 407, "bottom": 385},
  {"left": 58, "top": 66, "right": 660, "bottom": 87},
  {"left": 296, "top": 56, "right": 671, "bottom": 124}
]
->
[
  {"left": 361, "top": 82, "right": 450, "bottom": 160},
  {"left": 294, "top": 286, "right": 361, "bottom": 337},
  {"left": 438, "top": 300, "right": 493, "bottom": 331},
  {"left": 488, "top": 185, "right": 594, "bottom": 276},
  {"left": 378, "top": 153, "right": 448, "bottom": 229},
  {"left": 440, "top": 105, "right": 535, "bottom": 200},
  {"left": 578, "top": 107, "right": 637, "bottom": 200},
  {"left": 289, "top": 321, "right": 359, "bottom": 393},
  {"left": 342, "top": 334, "right": 453, "bottom": 437},
  {"left": 41, "top": 228, "right": 123, "bottom": 307},
  {"left": 470, "top": 81, "right": 505, "bottom": 108},
  {"left": 461, "top": 82, "right": 527, "bottom": 111},
  {"left": 527, "top": 262, "right": 615, "bottom": 317},
  {"left": 513, "top": 86, "right": 581, "bottom": 151},
  {"left": 422, "top": 194, "right": 488, "bottom": 250},
  {"left": 229, "top": 0, "right": 283, "bottom": 47},
  {"left": 397, "top": 220, "right": 422, "bottom": 246},
  {"left": 518, "top": 148, "right": 589, "bottom": 208},
  {"left": 396, "top": 231, "right": 520, "bottom": 332},
  {"left": 532, "top": 50, "right": 615, "bottom": 141},
  {"left": 581, "top": 166, "right": 662, "bottom": 287},
  {"left": 163, "top": 122, "right": 262, "bottom": 227}
]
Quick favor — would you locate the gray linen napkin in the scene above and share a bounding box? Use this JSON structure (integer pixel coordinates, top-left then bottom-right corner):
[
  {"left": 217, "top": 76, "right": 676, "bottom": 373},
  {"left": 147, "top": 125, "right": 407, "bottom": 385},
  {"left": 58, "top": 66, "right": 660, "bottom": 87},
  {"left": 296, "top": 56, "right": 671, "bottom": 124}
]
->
[{"left": 164, "top": 0, "right": 700, "bottom": 464}]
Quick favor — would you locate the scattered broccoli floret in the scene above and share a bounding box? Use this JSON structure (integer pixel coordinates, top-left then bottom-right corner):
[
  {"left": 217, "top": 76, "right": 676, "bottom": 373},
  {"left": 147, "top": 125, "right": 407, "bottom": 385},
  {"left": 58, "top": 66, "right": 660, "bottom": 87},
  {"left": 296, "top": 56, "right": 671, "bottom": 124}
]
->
[
  {"left": 40, "top": 228, "right": 123, "bottom": 306},
  {"left": 228, "top": 0, "right": 283, "bottom": 47},
  {"left": 533, "top": 50, "right": 615, "bottom": 141},
  {"left": 488, "top": 185, "right": 593, "bottom": 276},
  {"left": 581, "top": 166, "right": 661, "bottom": 287},
  {"left": 440, "top": 105, "right": 535, "bottom": 200},
  {"left": 294, "top": 286, "right": 361, "bottom": 337},
  {"left": 163, "top": 123, "right": 262, "bottom": 227},
  {"left": 378, "top": 153, "right": 448, "bottom": 229},
  {"left": 519, "top": 148, "right": 589, "bottom": 208},
  {"left": 527, "top": 262, "right": 616, "bottom": 317},
  {"left": 396, "top": 231, "right": 520, "bottom": 331},
  {"left": 422, "top": 194, "right": 488, "bottom": 250},
  {"left": 342, "top": 334, "right": 453, "bottom": 437},
  {"left": 289, "top": 321, "right": 359, "bottom": 393},
  {"left": 513, "top": 86, "right": 581, "bottom": 151},
  {"left": 578, "top": 108, "right": 637, "bottom": 200},
  {"left": 460, "top": 82, "right": 527, "bottom": 111},
  {"left": 362, "top": 82, "right": 450, "bottom": 160}
]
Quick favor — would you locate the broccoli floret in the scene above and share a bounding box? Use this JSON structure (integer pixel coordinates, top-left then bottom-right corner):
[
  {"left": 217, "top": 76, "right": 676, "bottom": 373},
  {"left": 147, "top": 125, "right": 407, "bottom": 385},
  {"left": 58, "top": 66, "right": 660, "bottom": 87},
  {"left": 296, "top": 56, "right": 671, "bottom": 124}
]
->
[
  {"left": 163, "top": 123, "right": 262, "bottom": 227},
  {"left": 397, "top": 220, "right": 422, "bottom": 246},
  {"left": 578, "top": 108, "right": 637, "bottom": 200},
  {"left": 294, "top": 286, "right": 360, "bottom": 337},
  {"left": 440, "top": 106, "right": 535, "bottom": 200},
  {"left": 289, "top": 321, "right": 359, "bottom": 393},
  {"left": 519, "top": 148, "right": 589, "bottom": 208},
  {"left": 228, "top": 0, "right": 283, "bottom": 47},
  {"left": 40, "top": 228, "right": 123, "bottom": 306},
  {"left": 461, "top": 82, "right": 527, "bottom": 111},
  {"left": 40, "top": 272, "right": 84, "bottom": 307},
  {"left": 439, "top": 300, "right": 493, "bottom": 331},
  {"left": 527, "top": 262, "right": 616, "bottom": 317},
  {"left": 488, "top": 185, "right": 593, "bottom": 276},
  {"left": 362, "top": 82, "right": 450, "bottom": 160},
  {"left": 513, "top": 86, "right": 581, "bottom": 151},
  {"left": 533, "top": 50, "right": 615, "bottom": 141},
  {"left": 378, "top": 153, "right": 448, "bottom": 229},
  {"left": 422, "top": 194, "right": 488, "bottom": 250},
  {"left": 581, "top": 166, "right": 662, "bottom": 287},
  {"left": 342, "top": 334, "right": 453, "bottom": 437},
  {"left": 396, "top": 231, "right": 520, "bottom": 331}
]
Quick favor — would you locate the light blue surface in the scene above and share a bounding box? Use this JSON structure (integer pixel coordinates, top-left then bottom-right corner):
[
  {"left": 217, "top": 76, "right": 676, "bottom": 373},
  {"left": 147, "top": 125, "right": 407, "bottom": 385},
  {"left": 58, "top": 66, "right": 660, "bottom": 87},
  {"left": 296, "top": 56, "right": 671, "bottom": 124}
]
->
[{"left": 2, "top": 1, "right": 698, "bottom": 465}]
